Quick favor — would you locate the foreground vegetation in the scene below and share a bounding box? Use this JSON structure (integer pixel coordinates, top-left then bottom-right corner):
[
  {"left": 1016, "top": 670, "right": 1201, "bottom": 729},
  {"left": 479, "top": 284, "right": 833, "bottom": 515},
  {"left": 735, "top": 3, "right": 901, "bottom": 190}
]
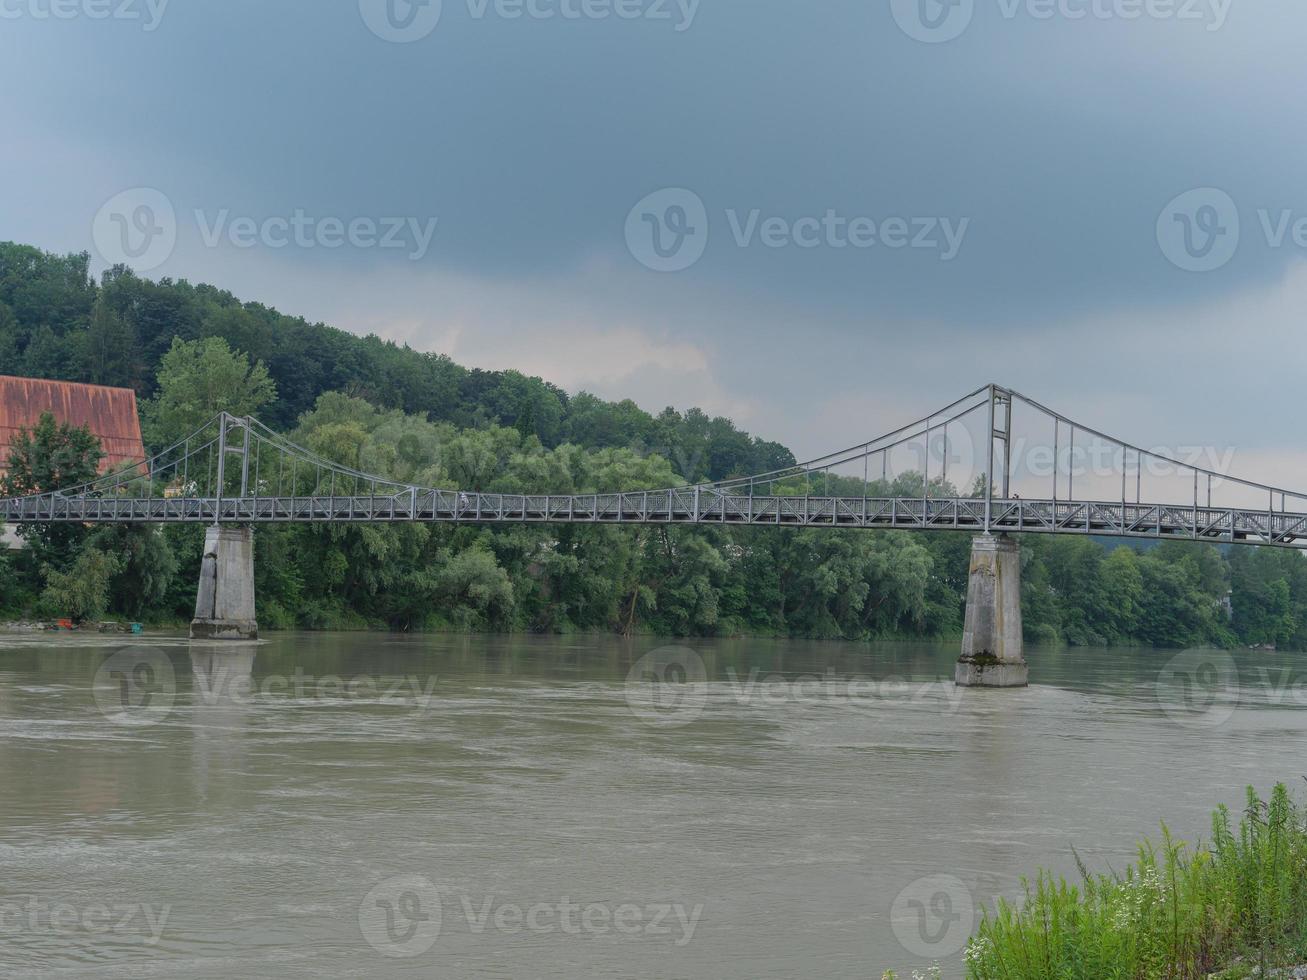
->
[
  {"left": 963, "top": 785, "right": 1307, "bottom": 979},
  {"left": 2, "top": 241, "right": 1307, "bottom": 647}
]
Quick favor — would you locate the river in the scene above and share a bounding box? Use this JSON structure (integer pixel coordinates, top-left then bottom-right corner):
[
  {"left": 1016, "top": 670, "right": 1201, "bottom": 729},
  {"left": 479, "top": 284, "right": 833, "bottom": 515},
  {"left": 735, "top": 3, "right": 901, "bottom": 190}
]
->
[{"left": 1, "top": 632, "right": 1304, "bottom": 978}]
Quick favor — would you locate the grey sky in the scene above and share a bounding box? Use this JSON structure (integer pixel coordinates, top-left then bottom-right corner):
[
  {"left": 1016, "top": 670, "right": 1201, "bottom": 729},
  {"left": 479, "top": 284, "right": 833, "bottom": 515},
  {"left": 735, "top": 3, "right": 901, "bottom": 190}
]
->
[{"left": 2, "top": 0, "right": 1304, "bottom": 482}]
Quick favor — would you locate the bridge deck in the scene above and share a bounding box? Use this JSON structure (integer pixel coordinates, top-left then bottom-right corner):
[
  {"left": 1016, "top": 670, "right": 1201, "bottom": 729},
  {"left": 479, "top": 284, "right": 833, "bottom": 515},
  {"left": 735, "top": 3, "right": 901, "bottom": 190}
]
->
[{"left": 4, "top": 491, "right": 1306, "bottom": 549}]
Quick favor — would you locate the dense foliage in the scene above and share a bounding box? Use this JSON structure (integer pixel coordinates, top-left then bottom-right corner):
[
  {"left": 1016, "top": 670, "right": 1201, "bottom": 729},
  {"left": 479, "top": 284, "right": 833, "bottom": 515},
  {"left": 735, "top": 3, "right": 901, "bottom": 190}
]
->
[
  {"left": 2, "top": 241, "right": 1306, "bottom": 648},
  {"left": 962, "top": 785, "right": 1307, "bottom": 979}
]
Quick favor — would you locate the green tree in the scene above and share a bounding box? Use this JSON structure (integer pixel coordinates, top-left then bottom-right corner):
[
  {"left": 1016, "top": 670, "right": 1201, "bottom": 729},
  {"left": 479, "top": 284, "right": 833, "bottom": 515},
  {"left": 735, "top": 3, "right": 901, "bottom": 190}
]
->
[
  {"left": 88, "top": 524, "right": 178, "bottom": 618},
  {"left": 0, "top": 412, "right": 104, "bottom": 568},
  {"left": 84, "top": 295, "right": 138, "bottom": 388},
  {"left": 141, "top": 336, "right": 276, "bottom": 448},
  {"left": 1230, "top": 548, "right": 1300, "bottom": 648},
  {"left": 40, "top": 546, "right": 122, "bottom": 623},
  {"left": 1099, "top": 546, "right": 1144, "bottom": 641},
  {"left": 0, "top": 549, "right": 23, "bottom": 616}
]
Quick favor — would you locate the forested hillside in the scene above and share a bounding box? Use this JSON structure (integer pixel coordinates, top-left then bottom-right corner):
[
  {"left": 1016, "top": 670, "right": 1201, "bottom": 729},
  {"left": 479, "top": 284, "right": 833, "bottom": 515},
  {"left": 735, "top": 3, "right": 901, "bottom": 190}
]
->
[{"left": 2, "top": 241, "right": 1306, "bottom": 650}]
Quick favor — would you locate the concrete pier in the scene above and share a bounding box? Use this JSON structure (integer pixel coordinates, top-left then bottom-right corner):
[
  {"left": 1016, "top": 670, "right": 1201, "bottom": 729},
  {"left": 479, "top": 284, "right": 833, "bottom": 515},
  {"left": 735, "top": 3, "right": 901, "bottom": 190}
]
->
[
  {"left": 190, "top": 526, "right": 258, "bottom": 640},
  {"left": 955, "top": 533, "right": 1028, "bottom": 687}
]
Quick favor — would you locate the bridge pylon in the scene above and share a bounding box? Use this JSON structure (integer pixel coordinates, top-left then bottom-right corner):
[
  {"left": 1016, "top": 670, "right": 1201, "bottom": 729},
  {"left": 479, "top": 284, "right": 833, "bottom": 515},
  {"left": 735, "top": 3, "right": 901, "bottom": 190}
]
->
[
  {"left": 955, "top": 533, "right": 1028, "bottom": 687},
  {"left": 190, "top": 525, "right": 258, "bottom": 641}
]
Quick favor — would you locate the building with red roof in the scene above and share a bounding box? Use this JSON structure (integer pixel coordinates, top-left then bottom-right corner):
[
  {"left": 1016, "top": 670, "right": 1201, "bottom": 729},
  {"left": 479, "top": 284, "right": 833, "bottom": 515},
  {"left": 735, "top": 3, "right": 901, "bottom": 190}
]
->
[{"left": 0, "top": 375, "right": 147, "bottom": 479}]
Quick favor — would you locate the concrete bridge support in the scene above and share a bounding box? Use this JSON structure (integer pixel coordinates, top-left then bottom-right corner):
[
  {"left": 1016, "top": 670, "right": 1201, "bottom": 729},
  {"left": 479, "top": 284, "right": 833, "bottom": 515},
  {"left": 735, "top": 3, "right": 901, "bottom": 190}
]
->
[
  {"left": 190, "top": 526, "right": 258, "bottom": 641},
  {"left": 955, "top": 533, "right": 1028, "bottom": 687}
]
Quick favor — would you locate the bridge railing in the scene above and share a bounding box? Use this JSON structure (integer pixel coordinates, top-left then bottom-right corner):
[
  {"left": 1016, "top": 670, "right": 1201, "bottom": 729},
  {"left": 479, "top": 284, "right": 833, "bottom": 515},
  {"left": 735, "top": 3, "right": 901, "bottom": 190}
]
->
[{"left": 5, "top": 385, "right": 1307, "bottom": 549}]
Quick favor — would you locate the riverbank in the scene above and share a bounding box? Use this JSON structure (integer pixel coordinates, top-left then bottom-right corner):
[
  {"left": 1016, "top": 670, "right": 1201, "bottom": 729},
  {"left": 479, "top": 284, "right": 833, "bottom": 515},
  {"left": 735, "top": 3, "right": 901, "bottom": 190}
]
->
[{"left": 957, "top": 784, "right": 1307, "bottom": 980}]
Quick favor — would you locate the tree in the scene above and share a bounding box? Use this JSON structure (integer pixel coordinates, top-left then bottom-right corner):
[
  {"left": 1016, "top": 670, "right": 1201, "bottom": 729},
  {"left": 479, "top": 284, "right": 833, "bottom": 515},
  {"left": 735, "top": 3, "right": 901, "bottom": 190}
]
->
[
  {"left": 1, "top": 412, "right": 104, "bottom": 568},
  {"left": 88, "top": 524, "right": 178, "bottom": 618},
  {"left": 0, "top": 549, "right": 23, "bottom": 616},
  {"left": 1099, "top": 546, "right": 1144, "bottom": 641},
  {"left": 40, "top": 546, "right": 122, "bottom": 623},
  {"left": 84, "top": 296, "right": 138, "bottom": 388},
  {"left": 140, "top": 336, "right": 276, "bottom": 448},
  {"left": 1230, "top": 548, "right": 1299, "bottom": 648}
]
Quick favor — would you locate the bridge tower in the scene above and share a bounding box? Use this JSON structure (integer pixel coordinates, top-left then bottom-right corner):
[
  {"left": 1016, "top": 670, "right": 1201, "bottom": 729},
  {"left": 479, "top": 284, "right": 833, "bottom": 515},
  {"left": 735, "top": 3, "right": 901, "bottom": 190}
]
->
[
  {"left": 189, "top": 415, "right": 258, "bottom": 641},
  {"left": 955, "top": 387, "right": 1026, "bottom": 686}
]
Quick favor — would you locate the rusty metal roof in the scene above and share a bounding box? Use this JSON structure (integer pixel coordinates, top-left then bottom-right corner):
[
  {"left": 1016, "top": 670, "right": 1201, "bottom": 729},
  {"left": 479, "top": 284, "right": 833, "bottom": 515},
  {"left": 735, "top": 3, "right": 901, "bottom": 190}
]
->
[{"left": 0, "top": 375, "right": 146, "bottom": 475}]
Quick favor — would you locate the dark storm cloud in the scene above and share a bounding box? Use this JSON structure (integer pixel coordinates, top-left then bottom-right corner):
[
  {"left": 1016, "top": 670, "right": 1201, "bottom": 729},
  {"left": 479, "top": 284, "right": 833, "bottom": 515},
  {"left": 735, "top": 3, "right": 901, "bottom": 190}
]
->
[{"left": 3, "top": 0, "right": 1306, "bottom": 468}]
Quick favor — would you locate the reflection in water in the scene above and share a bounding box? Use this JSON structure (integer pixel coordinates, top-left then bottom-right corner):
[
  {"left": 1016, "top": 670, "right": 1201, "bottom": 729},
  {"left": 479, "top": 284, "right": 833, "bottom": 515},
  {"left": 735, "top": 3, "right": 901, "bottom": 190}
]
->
[
  {"left": 189, "top": 643, "right": 258, "bottom": 803},
  {"left": 0, "top": 631, "right": 1305, "bottom": 978}
]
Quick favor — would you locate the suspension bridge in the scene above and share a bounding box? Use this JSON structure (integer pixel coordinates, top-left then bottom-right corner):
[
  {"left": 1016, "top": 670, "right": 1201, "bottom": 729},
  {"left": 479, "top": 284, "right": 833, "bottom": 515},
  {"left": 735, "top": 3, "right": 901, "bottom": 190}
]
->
[{"left": 3, "top": 384, "right": 1303, "bottom": 686}]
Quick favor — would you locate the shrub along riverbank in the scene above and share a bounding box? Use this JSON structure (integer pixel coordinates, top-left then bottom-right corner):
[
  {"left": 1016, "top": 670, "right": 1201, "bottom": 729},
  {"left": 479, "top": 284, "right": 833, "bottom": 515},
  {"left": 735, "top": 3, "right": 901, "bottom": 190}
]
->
[{"left": 960, "top": 784, "right": 1307, "bottom": 979}]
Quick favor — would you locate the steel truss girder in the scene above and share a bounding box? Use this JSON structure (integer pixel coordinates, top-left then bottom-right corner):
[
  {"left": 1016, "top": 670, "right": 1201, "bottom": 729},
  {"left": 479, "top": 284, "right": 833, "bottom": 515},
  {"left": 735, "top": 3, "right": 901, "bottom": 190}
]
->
[{"left": 5, "top": 492, "right": 1307, "bottom": 550}]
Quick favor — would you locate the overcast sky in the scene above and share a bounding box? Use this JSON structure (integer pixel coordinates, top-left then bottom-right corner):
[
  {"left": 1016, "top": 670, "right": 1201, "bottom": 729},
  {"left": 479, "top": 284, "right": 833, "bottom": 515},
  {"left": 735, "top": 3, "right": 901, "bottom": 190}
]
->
[{"left": 2, "top": 0, "right": 1304, "bottom": 486}]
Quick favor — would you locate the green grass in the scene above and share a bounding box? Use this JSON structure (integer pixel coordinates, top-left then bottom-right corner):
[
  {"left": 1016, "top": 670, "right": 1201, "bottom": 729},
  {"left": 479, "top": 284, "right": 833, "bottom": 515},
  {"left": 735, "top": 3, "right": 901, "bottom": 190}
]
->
[{"left": 962, "top": 785, "right": 1307, "bottom": 979}]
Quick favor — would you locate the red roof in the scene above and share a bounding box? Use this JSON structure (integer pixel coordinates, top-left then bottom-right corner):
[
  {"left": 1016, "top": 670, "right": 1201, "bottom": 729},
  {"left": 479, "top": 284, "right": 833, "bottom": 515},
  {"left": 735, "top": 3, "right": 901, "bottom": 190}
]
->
[{"left": 0, "top": 376, "right": 146, "bottom": 476}]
